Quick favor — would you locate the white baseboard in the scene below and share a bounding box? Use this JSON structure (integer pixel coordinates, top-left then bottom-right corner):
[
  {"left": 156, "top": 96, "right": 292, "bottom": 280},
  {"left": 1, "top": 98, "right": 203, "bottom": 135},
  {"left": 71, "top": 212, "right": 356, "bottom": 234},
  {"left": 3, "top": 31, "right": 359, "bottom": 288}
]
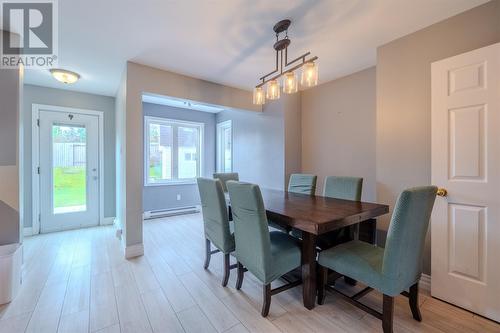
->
[
  {"left": 23, "top": 227, "right": 33, "bottom": 237},
  {"left": 420, "top": 273, "right": 431, "bottom": 293},
  {"left": 124, "top": 243, "right": 144, "bottom": 259},
  {"left": 101, "top": 217, "right": 115, "bottom": 226}
]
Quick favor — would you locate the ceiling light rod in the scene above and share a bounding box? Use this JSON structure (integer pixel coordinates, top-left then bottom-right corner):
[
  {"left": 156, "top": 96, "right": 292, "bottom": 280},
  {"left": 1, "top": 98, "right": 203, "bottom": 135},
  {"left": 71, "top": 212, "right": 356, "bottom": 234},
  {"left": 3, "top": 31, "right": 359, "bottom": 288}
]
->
[
  {"left": 256, "top": 55, "right": 318, "bottom": 88},
  {"left": 256, "top": 19, "right": 318, "bottom": 88}
]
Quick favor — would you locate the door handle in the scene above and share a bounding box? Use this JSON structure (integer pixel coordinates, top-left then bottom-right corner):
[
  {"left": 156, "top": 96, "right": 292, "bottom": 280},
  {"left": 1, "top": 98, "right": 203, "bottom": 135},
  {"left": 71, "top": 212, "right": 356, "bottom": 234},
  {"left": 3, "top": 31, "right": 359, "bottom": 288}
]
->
[{"left": 437, "top": 188, "right": 448, "bottom": 197}]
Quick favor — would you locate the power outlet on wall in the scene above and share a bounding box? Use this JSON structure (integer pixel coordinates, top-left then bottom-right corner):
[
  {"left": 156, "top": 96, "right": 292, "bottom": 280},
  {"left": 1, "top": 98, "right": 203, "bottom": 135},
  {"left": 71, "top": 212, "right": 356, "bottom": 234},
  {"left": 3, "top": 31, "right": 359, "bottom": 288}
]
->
[{"left": 176, "top": 194, "right": 181, "bottom": 201}]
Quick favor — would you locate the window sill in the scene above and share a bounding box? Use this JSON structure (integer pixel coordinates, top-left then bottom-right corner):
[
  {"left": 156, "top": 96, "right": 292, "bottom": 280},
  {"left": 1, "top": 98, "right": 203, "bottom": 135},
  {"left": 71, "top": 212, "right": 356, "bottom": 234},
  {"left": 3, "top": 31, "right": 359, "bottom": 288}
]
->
[{"left": 145, "top": 180, "right": 197, "bottom": 187}]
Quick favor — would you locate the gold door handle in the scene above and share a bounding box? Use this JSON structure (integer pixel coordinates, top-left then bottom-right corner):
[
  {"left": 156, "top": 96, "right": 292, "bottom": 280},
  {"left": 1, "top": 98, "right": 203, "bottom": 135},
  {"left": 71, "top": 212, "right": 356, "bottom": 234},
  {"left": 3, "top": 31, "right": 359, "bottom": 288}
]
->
[{"left": 437, "top": 188, "right": 448, "bottom": 197}]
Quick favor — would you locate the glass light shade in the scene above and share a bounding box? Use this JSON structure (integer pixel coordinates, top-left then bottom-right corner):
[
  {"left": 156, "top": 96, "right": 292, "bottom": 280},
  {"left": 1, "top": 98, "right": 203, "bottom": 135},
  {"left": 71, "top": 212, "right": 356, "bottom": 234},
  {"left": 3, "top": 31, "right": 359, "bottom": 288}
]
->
[
  {"left": 253, "top": 87, "right": 266, "bottom": 105},
  {"left": 266, "top": 79, "right": 280, "bottom": 100},
  {"left": 50, "top": 69, "right": 80, "bottom": 84},
  {"left": 300, "top": 62, "right": 318, "bottom": 88},
  {"left": 283, "top": 71, "right": 298, "bottom": 94}
]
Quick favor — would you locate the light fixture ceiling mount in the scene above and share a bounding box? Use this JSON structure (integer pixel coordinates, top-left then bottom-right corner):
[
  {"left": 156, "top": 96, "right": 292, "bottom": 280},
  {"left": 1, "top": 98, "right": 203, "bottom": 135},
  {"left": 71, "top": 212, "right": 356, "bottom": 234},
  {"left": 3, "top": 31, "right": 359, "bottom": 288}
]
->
[
  {"left": 253, "top": 19, "right": 318, "bottom": 105},
  {"left": 49, "top": 68, "right": 81, "bottom": 84}
]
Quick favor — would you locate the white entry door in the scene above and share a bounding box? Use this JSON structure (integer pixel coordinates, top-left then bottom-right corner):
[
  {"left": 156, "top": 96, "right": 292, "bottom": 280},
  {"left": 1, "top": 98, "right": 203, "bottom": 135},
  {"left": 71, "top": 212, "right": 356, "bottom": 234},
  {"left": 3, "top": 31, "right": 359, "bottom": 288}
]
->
[
  {"left": 431, "top": 42, "right": 500, "bottom": 321},
  {"left": 38, "top": 110, "right": 100, "bottom": 233}
]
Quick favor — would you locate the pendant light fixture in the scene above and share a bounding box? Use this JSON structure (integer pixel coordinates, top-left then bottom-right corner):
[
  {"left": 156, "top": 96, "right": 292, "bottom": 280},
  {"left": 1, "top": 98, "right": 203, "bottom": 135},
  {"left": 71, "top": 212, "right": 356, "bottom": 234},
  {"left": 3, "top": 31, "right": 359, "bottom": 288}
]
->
[
  {"left": 283, "top": 71, "right": 298, "bottom": 94},
  {"left": 253, "top": 87, "right": 266, "bottom": 105},
  {"left": 266, "top": 79, "right": 280, "bottom": 100},
  {"left": 253, "top": 19, "right": 318, "bottom": 105},
  {"left": 300, "top": 62, "right": 318, "bottom": 88}
]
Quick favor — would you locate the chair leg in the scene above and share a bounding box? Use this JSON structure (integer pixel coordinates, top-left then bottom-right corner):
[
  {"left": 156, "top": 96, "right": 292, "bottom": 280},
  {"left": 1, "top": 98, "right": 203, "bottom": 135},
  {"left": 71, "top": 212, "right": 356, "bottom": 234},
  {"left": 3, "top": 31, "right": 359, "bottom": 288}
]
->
[
  {"left": 236, "top": 262, "right": 245, "bottom": 290},
  {"left": 204, "top": 239, "right": 211, "bottom": 269},
  {"left": 261, "top": 284, "right": 271, "bottom": 317},
  {"left": 382, "top": 294, "right": 394, "bottom": 333},
  {"left": 409, "top": 282, "right": 422, "bottom": 321},
  {"left": 222, "top": 253, "right": 230, "bottom": 287},
  {"left": 317, "top": 264, "right": 328, "bottom": 305}
]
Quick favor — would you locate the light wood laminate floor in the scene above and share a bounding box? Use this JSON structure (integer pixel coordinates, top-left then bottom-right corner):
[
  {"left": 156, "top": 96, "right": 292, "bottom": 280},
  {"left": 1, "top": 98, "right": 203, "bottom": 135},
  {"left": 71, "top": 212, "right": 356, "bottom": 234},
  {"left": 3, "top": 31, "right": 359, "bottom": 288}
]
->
[{"left": 1, "top": 213, "right": 499, "bottom": 333}]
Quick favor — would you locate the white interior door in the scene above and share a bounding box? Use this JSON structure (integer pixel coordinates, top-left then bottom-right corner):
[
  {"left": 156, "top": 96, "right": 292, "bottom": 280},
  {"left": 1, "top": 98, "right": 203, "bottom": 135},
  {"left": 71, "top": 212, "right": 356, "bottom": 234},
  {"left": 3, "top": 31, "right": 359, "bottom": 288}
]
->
[
  {"left": 431, "top": 42, "right": 500, "bottom": 321},
  {"left": 39, "top": 110, "right": 100, "bottom": 233}
]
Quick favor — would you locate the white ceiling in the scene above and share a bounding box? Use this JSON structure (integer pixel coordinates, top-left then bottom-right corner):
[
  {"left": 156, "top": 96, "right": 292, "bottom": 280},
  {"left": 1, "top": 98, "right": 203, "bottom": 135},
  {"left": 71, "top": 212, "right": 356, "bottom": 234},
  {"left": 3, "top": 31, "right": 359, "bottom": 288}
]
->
[{"left": 20, "top": 0, "right": 488, "bottom": 97}]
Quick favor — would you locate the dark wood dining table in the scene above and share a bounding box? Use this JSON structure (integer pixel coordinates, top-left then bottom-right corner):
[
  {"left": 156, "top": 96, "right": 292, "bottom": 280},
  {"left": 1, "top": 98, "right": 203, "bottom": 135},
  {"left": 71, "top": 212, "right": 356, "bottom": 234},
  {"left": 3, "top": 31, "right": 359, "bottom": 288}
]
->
[{"left": 258, "top": 188, "right": 389, "bottom": 310}]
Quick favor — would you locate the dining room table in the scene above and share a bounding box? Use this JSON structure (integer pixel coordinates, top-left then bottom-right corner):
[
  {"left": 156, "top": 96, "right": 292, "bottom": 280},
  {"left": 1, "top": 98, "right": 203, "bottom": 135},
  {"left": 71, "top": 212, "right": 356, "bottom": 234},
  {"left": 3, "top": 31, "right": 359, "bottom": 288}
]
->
[{"left": 228, "top": 187, "right": 389, "bottom": 310}]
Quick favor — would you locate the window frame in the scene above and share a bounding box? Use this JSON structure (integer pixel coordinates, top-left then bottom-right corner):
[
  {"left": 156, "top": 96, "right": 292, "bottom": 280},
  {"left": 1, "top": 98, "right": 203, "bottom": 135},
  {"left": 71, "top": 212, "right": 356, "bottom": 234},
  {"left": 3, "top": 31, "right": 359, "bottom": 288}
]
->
[
  {"left": 144, "top": 116, "right": 204, "bottom": 186},
  {"left": 216, "top": 120, "right": 233, "bottom": 173}
]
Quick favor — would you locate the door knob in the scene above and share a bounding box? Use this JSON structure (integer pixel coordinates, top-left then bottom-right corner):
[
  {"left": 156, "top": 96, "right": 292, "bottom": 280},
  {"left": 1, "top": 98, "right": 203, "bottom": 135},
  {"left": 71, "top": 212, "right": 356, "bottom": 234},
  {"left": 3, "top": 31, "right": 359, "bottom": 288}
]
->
[{"left": 437, "top": 188, "right": 448, "bottom": 197}]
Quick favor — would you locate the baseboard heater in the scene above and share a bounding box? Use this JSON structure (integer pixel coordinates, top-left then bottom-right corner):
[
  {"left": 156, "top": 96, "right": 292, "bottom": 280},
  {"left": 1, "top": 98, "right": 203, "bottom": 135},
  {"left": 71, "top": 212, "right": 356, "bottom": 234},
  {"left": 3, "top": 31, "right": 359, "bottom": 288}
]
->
[{"left": 143, "top": 206, "right": 200, "bottom": 220}]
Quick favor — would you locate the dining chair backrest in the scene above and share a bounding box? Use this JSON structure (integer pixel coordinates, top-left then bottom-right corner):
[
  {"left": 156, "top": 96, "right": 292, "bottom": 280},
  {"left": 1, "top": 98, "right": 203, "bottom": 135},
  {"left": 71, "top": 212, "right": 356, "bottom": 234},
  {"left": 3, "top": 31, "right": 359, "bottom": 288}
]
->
[
  {"left": 382, "top": 186, "right": 437, "bottom": 288},
  {"left": 226, "top": 181, "right": 271, "bottom": 282},
  {"left": 288, "top": 174, "right": 317, "bottom": 195},
  {"left": 197, "top": 178, "right": 233, "bottom": 253},
  {"left": 213, "top": 172, "right": 239, "bottom": 192},
  {"left": 323, "top": 176, "right": 363, "bottom": 201}
]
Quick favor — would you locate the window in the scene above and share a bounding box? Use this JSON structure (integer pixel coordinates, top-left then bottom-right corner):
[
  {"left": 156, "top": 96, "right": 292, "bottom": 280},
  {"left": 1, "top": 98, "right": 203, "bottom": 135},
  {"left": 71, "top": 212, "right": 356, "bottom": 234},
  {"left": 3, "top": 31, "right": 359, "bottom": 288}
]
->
[
  {"left": 145, "top": 116, "right": 203, "bottom": 185},
  {"left": 216, "top": 120, "right": 232, "bottom": 172}
]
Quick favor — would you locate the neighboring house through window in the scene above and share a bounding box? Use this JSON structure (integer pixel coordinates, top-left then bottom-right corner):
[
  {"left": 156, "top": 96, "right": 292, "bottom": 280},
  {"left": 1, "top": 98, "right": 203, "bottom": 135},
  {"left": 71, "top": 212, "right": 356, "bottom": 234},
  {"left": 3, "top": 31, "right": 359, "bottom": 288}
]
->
[{"left": 145, "top": 116, "right": 203, "bottom": 185}]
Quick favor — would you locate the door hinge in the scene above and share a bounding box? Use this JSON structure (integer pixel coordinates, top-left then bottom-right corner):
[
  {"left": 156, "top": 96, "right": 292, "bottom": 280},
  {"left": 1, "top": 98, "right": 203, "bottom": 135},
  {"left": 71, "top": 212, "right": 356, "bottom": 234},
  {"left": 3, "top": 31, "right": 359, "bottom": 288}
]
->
[
  {"left": 37, "top": 166, "right": 40, "bottom": 174},
  {"left": 37, "top": 119, "right": 40, "bottom": 126}
]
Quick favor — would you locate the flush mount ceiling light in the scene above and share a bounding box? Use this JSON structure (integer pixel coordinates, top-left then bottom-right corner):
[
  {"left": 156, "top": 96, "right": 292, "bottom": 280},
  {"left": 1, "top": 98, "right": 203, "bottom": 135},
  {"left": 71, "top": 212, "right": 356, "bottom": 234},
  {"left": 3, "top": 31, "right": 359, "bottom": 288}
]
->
[
  {"left": 253, "top": 19, "right": 318, "bottom": 105},
  {"left": 49, "top": 69, "right": 81, "bottom": 84}
]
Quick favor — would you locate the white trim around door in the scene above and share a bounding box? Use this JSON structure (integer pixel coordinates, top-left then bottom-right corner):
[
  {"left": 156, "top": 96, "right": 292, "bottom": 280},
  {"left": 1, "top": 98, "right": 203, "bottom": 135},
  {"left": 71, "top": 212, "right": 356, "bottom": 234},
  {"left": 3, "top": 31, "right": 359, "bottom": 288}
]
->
[{"left": 31, "top": 104, "right": 105, "bottom": 235}]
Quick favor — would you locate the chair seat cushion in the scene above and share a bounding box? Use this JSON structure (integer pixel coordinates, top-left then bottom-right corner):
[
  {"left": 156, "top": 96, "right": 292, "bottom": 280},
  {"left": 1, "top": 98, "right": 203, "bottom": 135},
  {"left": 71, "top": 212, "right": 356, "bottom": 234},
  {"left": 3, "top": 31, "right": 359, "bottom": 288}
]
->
[
  {"left": 318, "top": 240, "right": 404, "bottom": 296},
  {"left": 265, "top": 231, "right": 301, "bottom": 284}
]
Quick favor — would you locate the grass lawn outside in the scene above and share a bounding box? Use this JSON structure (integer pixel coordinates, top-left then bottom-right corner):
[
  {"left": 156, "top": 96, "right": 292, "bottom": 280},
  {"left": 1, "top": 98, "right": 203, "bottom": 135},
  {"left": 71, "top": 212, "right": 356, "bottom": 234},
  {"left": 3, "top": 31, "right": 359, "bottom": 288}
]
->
[
  {"left": 149, "top": 165, "right": 162, "bottom": 180},
  {"left": 53, "top": 166, "right": 86, "bottom": 208}
]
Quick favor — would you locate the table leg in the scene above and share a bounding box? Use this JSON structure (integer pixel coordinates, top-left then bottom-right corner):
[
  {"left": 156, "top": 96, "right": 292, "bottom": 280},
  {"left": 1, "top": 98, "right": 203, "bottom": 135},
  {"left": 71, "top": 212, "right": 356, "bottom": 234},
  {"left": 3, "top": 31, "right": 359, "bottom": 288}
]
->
[{"left": 301, "top": 232, "right": 317, "bottom": 310}]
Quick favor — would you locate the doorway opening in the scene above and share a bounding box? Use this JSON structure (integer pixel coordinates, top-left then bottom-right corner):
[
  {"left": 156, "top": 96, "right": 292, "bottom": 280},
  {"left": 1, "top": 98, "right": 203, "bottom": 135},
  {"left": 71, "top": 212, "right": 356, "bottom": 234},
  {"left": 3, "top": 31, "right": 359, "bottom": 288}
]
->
[{"left": 32, "top": 104, "right": 104, "bottom": 234}]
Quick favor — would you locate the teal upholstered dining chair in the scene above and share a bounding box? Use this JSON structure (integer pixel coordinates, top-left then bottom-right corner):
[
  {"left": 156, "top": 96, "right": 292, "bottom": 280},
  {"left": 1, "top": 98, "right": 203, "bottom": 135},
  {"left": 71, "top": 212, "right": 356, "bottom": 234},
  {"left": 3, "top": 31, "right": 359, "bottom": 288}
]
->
[
  {"left": 323, "top": 176, "right": 363, "bottom": 201},
  {"left": 288, "top": 173, "right": 317, "bottom": 195},
  {"left": 213, "top": 172, "right": 239, "bottom": 192},
  {"left": 292, "top": 176, "right": 363, "bottom": 247},
  {"left": 269, "top": 173, "right": 317, "bottom": 233},
  {"left": 317, "top": 186, "right": 437, "bottom": 333},
  {"left": 226, "top": 180, "right": 302, "bottom": 317},
  {"left": 197, "top": 178, "right": 235, "bottom": 287},
  {"left": 318, "top": 176, "right": 364, "bottom": 248}
]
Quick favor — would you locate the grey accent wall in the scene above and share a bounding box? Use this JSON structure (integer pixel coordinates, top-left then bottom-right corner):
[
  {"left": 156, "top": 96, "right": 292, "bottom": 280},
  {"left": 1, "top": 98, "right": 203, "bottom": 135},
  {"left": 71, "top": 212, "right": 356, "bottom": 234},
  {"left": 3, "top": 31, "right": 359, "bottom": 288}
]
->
[
  {"left": 301, "top": 67, "right": 377, "bottom": 202},
  {"left": 23, "top": 84, "right": 116, "bottom": 227},
  {"left": 376, "top": 0, "right": 500, "bottom": 274},
  {"left": 142, "top": 102, "right": 216, "bottom": 212},
  {"left": 216, "top": 101, "right": 285, "bottom": 190}
]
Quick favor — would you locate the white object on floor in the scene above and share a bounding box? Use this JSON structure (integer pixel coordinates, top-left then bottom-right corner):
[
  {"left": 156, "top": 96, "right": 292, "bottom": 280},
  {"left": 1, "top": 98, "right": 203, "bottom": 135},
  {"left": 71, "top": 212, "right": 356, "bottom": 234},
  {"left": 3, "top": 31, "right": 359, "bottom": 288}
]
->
[{"left": 0, "top": 243, "right": 22, "bottom": 305}]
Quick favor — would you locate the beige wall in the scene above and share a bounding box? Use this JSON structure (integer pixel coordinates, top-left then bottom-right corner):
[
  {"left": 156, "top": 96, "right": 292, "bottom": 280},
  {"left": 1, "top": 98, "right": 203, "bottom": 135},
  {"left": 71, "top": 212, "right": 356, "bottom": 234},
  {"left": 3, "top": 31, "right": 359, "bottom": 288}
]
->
[
  {"left": 115, "top": 69, "right": 127, "bottom": 248},
  {"left": 0, "top": 31, "right": 22, "bottom": 245},
  {"left": 119, "top": 62, "right": 258, "bottom": 253},
  {"left": 301, "top": 67, "right": 376, "bottom": 201},
  {"left": 283, "top": 93, "right": 302, "bottom": 186},
  {"left": 376, "top": 0, "right": 500, "bottom": 274}
]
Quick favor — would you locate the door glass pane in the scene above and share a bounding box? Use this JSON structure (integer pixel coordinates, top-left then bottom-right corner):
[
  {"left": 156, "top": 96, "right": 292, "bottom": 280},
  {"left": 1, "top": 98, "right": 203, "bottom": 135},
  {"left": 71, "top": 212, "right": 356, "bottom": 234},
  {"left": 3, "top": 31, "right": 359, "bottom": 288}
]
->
[
  {"left": 149, "top": 123, "right": 172, "bottom": 182},
  {"left": 223, "top": 127, "right": 232, "bottom": 172},
  {"left": 178, "top": 126, "right": 199, "bottom": 179},
  {"left": 52, "top": 124, "right": 87, "bottom": 214}
]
